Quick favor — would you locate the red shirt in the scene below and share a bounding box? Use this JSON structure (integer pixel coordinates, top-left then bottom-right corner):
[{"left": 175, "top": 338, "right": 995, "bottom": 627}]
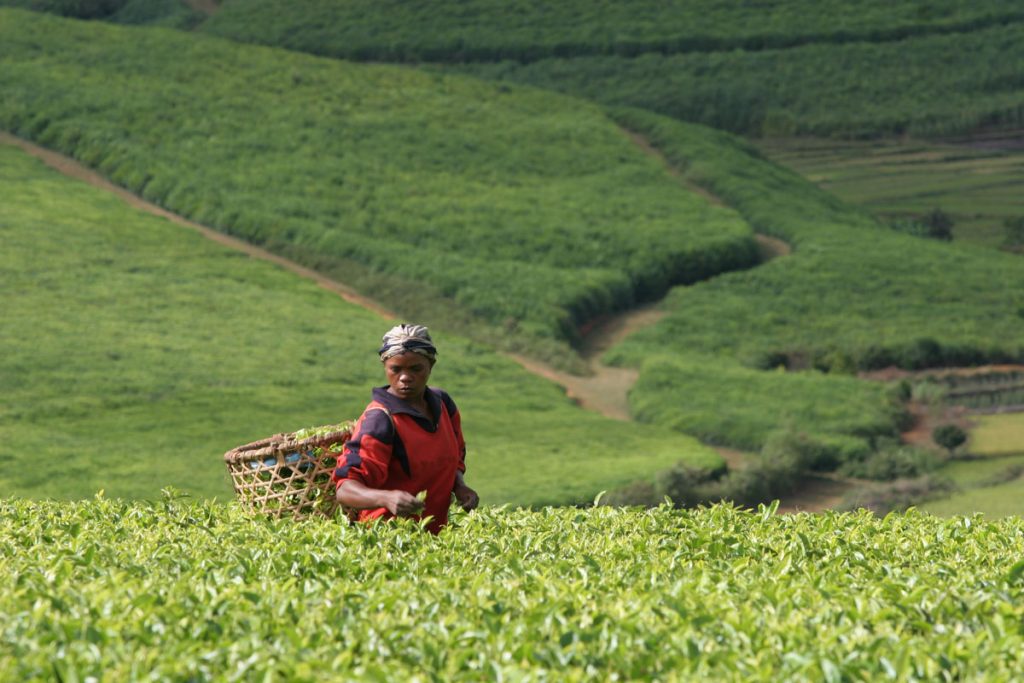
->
[{"left": 334, "top": 386, "right": 466, "bottom": 534}]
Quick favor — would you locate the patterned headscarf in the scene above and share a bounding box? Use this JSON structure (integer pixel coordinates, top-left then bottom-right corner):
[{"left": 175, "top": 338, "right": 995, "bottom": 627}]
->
[{"left": 378, "top": 323, "right": 437, "bottom": 362}]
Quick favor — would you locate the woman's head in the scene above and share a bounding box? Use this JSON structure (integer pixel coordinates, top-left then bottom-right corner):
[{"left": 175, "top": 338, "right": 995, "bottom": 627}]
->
[
  {"left": 378, "top": 323, "right": 437, "bottom": 363},
  {"left": 379, "top": 324, "right": 436, "bottom": 402}
]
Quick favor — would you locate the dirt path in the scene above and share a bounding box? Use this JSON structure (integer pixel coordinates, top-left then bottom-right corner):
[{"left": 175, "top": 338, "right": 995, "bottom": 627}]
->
[{"left": 1, "top": 131, "right": 395, "bottom": 320}]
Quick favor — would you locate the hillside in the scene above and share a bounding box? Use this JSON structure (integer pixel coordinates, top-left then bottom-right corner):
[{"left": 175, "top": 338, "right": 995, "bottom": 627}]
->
[
  {"left": 191, "top": 0, "right": 1024, "bottom": 139},
  {"left": 2, "top": 6, "right": 1023, "bottom": 515},
  {"left": 0, "top": 9, "right": 757, "bottom": 367},
  {"left": 198, "top": 0, "right": 1023, "bottom": 64},
  {"left": 602, "top": 110, "right": 1024, "bottom": 450},
  {"left": 0, "top": 140, "right": 721, "bottom": 504}
]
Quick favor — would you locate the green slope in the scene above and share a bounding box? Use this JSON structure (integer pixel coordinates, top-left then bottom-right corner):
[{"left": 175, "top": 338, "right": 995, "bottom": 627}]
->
[
  {"left": 0, "top": 142, "right": 721, "bottom": 504},
  {"left": 460, "top": 23, "right": 1024, "bottom": 138},
  {"left": 188, "top": 0, "right": 1024, "bottom": 139},
  {"left": 600, "top": 109, "right": 1024, "bottom": 452},
  {"left": 198, "top": 0, "right": 1024, "bottom": 63},
  {"left": 0, "top": 9, "right": 757, "bottom": 367}
]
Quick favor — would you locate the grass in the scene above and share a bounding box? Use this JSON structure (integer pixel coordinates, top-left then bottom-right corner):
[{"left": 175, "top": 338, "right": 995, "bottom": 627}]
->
[
  {"left": 968, "top": 412, "right": 1024, "bottom": 456},
  {"left": 934, "top": 455, "right": 1024, "bottom": 487},
  {"left": 0, "top": 142, "right": 722, "bottom": 505},
  {"left": 915, "top": 413, "right": 1024, "bottom": 517},
  {"left": 597, "top": 109, "right": 1024, "bottom": 453},
  {"left": 921, "top": 476, "right": 1024, "bottom": 518},
  {"left": 757, "top": 136, "right": 1024, "bottom": 250}
]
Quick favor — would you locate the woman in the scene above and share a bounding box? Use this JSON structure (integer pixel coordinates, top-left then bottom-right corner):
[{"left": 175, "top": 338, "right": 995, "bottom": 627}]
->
[{"left": 334, "top": 324, "right": 479, "bottom": 533}]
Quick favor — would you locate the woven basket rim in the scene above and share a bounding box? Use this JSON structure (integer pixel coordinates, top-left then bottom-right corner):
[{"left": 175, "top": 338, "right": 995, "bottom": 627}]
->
[{"left": 224, "top": 428, "right": 352, "bottom": 465}]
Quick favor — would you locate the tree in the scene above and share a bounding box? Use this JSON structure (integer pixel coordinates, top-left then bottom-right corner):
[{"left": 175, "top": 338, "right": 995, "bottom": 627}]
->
[
  {"left": 932, "top": 424, "right": 967, "bottom": 455},
  {"left": 920, "top": 208, "right": 954, "bottom": 241},
  {"left": 1004, "top": 216, "right": 1024, "bottom": 251}
]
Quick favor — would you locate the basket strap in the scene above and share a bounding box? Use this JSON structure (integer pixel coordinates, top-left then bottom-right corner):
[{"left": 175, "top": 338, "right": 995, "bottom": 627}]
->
[
  {"left": 367, "top": 402, "right": 392, "bottom": 419},
  {"left": 365, "top": 402, "right": 393, "bottom": 434}
]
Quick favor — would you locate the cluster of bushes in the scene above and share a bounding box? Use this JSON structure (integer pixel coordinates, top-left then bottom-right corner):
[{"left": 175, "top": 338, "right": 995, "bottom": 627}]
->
[
  {"left": 838, "top": 440, "right": 944, "bottom": 480},
  {"left": 459, "top": 23, "right": 1024, "bottom": 139},
  {"left": 0, "top": 0, "right": 128, "bottom": 18},
  {"left": 605, "top": 427, "right": 958, "bottom": 513},
  {"left": 886, "top": 208, "right": 955, "bottom": 241},
  {"left": 840, "top": 475, "right": 958, "bottom": 515},
  {"left": 196, "top": 0, "right": 1024, "bottom": 65},
  {"left": 1004, "top": 216, "right": 1024, "bottom": 252},
  {"left": 606, "top": 429, "right": 917, "bottom": 509}
]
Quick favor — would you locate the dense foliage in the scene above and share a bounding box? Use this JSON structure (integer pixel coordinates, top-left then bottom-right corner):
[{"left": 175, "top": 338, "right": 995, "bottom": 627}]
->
[
  {"left": 2, "top": 497, "right": 1023, "bottom": 681},
  {"left": 199, "top": 0, "right": 1024, "bottom": 64},
  {"left": 191, "top": 0, "right": 1024, "bottom": 139},
  {"left": 0, "top": 142, "right": 721, "bottom": 504},
  {"left": 461, "top": 23, "right": 1024, "bottom": 138},
  {"left": 0, "top": 10, "right": 756, "bottom": 361},
  {"left": 581, "top": 109, "right": 1024, "bottom": 455},
  {"left": 605, "top": 109, "right": 1024, "bottom": 369},
  {"left": 0, "top": 0, "right": 127, "bottom": 18}
]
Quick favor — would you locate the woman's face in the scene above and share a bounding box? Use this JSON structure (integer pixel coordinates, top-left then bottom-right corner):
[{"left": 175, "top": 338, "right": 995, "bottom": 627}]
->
[{"left": 384, "top": 352, "right": 433, "bottom": 402}]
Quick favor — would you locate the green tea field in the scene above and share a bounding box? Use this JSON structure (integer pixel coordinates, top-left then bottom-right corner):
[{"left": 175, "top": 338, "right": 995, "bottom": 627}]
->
[
  {"left": 4, "top": 2, "right": 1024, "bottom": 679},
  {"left": 3, "top": 4, "right": 1024, "bottom": 514},
  {"left": 0, "top": 140, "right": 721, "bottom": 505},
  {"left": 2, "top": 498, "right": 1023, "bottom": 681}
]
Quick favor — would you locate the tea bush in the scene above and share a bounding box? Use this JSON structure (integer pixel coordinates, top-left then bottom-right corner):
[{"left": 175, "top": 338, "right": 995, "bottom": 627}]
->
[{"left": 2, "top": 496, "right": 1023, "bottom": 681}]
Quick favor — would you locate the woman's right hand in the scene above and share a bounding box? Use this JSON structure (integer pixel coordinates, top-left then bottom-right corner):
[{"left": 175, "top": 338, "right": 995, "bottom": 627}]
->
[{"left": 386, "top": 490, "right": 426, "bottom": 517}]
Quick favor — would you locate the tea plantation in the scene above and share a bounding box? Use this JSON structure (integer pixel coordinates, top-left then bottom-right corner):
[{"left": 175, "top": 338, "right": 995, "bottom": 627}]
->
[
  {"left": 3, "top": 3, "right": 1024, "bottom": 680},
  {"left": 0, "top": 141, "right": 721, "bottom": 504},
  {"left": 3, "top": 6, "right": 1024, "bottom": 510},
  {"left": 0, "top": 9, "right": 757, "bottom": 364},
  {"left": 2, "top": 497, "right": 1023, "bottom": 681}
]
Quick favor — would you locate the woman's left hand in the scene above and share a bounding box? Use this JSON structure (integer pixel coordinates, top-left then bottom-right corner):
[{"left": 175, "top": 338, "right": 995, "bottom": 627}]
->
[{"left": 453, "top": 482, "right": 479, "bottom": 512}]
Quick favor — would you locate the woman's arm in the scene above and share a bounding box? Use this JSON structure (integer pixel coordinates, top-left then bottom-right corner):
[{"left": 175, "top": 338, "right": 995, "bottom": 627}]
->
[
  {"left": 452, "top": 471, "right": 479, "bottom": 511},
  {"left": 336, "top": 479, "right": 424, "bottom": 517}
]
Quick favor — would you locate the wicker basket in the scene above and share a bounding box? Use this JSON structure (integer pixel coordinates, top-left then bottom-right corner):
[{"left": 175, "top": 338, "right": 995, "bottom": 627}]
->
[{"left": 224, "top": 424, "right": 353, "bottom": 520}]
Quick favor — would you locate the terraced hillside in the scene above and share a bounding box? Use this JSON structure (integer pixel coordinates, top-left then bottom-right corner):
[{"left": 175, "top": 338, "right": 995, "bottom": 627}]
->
[{"left": 757, "top": 135, "right": 1024, "bottom": 250}]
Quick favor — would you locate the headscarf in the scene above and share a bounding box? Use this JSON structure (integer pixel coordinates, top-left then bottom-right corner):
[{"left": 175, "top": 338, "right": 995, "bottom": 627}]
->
[{"left": 378, "top": 323, "right": 437, "bottom": 362}]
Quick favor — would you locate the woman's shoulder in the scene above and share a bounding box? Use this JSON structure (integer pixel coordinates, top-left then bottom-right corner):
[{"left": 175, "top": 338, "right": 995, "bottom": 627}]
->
[{"left": 428, "top": 387, "right": 458, "bottom": 416}]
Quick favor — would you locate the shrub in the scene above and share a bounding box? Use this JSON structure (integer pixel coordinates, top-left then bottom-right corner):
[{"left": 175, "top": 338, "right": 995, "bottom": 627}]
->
[
  {"left": 840, "top": 475, "right": 957, "bottom": 515},
  {"left": 839, "top": 440, "right": 941, "bottom": 480},
  {"left": 1003, "top": 216, "right": 1024, "bottom": 250},
  {"left": 932, "top": 424, "right": 968, "bottom": 455},
  {"left": 655, "top": 462, "right": 726, "bottom": 507},
  {"left": 600, "top": 479, "right": 660, "bottom": 507},
  {"left": 919, "top": 208, "right": 954, "bottom": 241}
]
